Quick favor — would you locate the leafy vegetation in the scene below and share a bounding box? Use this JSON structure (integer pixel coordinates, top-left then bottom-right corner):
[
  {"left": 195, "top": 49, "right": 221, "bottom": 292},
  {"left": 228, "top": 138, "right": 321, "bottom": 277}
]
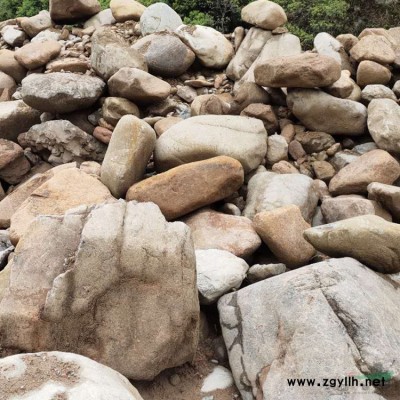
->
[{"left": 1, "top": 0, "right": 400, "bottom": 48}]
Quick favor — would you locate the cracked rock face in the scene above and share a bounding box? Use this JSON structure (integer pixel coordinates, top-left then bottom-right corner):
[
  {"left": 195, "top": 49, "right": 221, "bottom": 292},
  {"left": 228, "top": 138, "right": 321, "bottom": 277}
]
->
[
  {"left": 0, "top": 351, "right": 144, "bottom": 400},
  {"left": 0, "top": 201, "right": 199, "bottom": 380},
  {"left": 218, "top": 258, "right": 400, "bottom": 400}
]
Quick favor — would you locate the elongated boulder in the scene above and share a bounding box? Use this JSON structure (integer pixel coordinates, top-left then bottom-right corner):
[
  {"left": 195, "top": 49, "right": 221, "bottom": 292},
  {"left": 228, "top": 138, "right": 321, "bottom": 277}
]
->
[
  {"left": 110, "top": 0, "right": 146, "bottom": 22},
  {"left": 21, "top": 73, "right": 105, "bottom": 114},
  {"left": 0, "top": 352, "right": 144, "bottom": 400},
  {"left": 14, "top": 40, "right": 62, "bottom": 70},
  {"left": 50, "top": 0, "right": 101, "bottom": 21},
  {"left": 329, "top": 149, "right": 400, "bottom": 195},
  {"left": 126, "top": 156, "right": 244, "bottom": 220},
  {"left": 241, "top": 0, "right": 287, "bottom": 30},
  {"left": 155, "top": 115, "right": 267, "bottom": 173},
  {"left": 304, "top": 215, "right": 400, "bottom": 273},
  {"left": 349, "top": 35, "right": 396, "bottom": 64},
  {"left": 255, "top": 53, "right": 341, "bottom": 88},
  {"left": 0, "top": 201, "right": 199, "bottom": 380},
  {"left": 368, "top": 182, "right": 400, "bottom": 221},
  {"left": 218, "top": 257, "right": 400, "bottom": 400},
  {"left": 287, "top": 88, "right": 367, "bottom": 135},
  {"left": 101, "top": 115, "right": 156, "bottom": 198}
]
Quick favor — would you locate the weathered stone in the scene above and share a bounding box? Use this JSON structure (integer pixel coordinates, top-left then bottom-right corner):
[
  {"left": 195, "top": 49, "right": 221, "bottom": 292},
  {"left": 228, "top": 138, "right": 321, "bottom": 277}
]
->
[
  {"left": 305, "top": 216, "right": 400, "bottom": 273},
  {"left": 155, "top": 115, "right": 267, "bottom": 173},
  {"left": 140, "top": 3, "right": 183, "bottom": 36},
  {"left": 46, "top": 57, "right": 90, "bottom": 74},
  {"left": 336, "top": 33, "right": 359, "bottom": 51},
  {"left": 361, "top": 84, "right": 397, "bottom": 104},
  {"left": 218, "top": 257, "right": 400, "bottom": 399},
  {"left": 176, "top": 25, "right": 234, "bottom": 69},
  {"left": 102, "top": 97, "right": 140, "bottom": 126},
  {"left": 30, "top": 28, "right": 60, "bottom": 43},
  {"left": 127, "top": 156, "right": 244, "bottom": 220},
  {"left": 1, "top": 201, "right": 199, "bottom": 380},
  {"left": 241, "top": 0, "right": 287, "bottom": 30},
  {"left": 295, "top": 131, "right": 335, "bottom": 153},
  {"left": 314, "top": 32, "right": 349, "bottom": 69},
  {"left": 21, "top": 73, "right": 105, "bottom": 114},
  {"left": 101, "top": 115, "right": 156, "bottom": 198},
  {"left": 368, "top": 99, "right": 400, "bottom": 154},
  {"left": 1, "top": 25, "right": 27, "bottom": 46},
  {"left": 20, "top": 10, "right": 53, "bottom": 37},
  {"left": 18, "top": 120, "right": 106, "bottom": 165},
  {"left": 84, "top": 8, "right": 116, "bottom": 28},
  {"left": 0, "top": 139, "right": 30, "bottom": 185},
  {"left": 50, "top": 0, "right": 101, "bottom": 21},
  {"left": 266, "top": 134, "right": 288, "bottom": 165},
  {"left": 110, "top": 0, "right": 146, "bottom": 22},
  {"left": 14, "top": 40, "right": 61, "bottom": 70},
  {"left": 253, "top": 205, "right": 316, "bottom": 268},
  {"left": 287, "top": 89, "right": 367, "bottom": 135},
  {"left": 254, "top": 53, "right": 341, "bottom": 88},
  {"left": 176, "top": 85, "right": 197, "bottom": 103},
  {"left": 9, "top": 168, "right": 114, "bottom": 243},
  {"left": 368, "top": 182, "right": 400, "bottom": 221},
  {"left": 329, "top": 149, "right": 400, "bottom": 195},
  {"left": 0, "top": 100, "right": 41, "bottom": 142},
  {"left": 247, "top": 263, "right": 286, "bottom": 283},
  {"left": 154, "top": 117, "right": 182, "bottom": 136},
  {"left": 196, "top": 249, "right": 249, "bottom": 304},
  {"left": 108, "top": 67, "right": 171, "bottom": 105},
  {"left": 244, "top": 171, "right": 319, "bottom": 222},
  {"left": 356, "top": 60, "right": 391, "bottom": 87},
  {"left": 326, "top": 70, "right": 355, "bottom": 98},
  {"left": 191, "top": 94, "right": 230, "bottom": 116},
  {"left": 350, "top": 35, "right": 396, "bottom": 64},
  {"left": 0, "top": 352, "right": 145, "bottom": 399},
  {"left": 91, "top": 28, "right": 147, "bottom": 80},
  {"left": 181, "top": 208, "right": 261, "bottom": 258},
  {"left": 0, "top": 49, "right": 27, "bottom": 83},
  {"left": 132, "top": 32, "right": 195, "bottom": 77},
  {"left": 312, "top": 160, "right": 336, "bottom": 182},
  {"left": 240, "top": 103, "right": 278, "bottom": 134}
]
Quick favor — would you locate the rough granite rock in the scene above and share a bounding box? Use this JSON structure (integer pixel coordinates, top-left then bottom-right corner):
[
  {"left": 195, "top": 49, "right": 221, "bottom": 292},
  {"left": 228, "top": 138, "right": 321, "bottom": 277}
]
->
[
  {"left": 21, "top": 73, "right": 105, "bottom": 114},
  {"left": 18, "top": 120, "right": 106, "bottom": 165},
  {"left": 241, "top": 0, "right": 287, "bottom": 30},
  {"left": 20, "top": 10, "right": 53, "bottom": 37},
  {"left": 0, "top": 351, "right": 145, "bottom": 400},
  {"left": 0, "top": 201, "right": 199, "bottom": 380},
  {"left": 50, "top": 0, "right": 101, "bottom": 21},
  {"left": 154, "top": 115, "right": 267, "bottom": 173},
  {"left": 304, "top": 215, "right": 400, "bottom": 274},
  {"left": 218, "top": 257, "right": 400, "bottom": 400},
  {"left": 126, "top": 156, "right": 244, "bottom": 220},
  {"left": 181, "top": 208, "right": 261, "bottom": 258},
  {"left": 140, "top": 3, "right": 183, "bottom": 36}
]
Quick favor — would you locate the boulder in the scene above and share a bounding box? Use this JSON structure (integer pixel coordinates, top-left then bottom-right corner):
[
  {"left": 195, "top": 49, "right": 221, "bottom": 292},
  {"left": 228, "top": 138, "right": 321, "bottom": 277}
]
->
[
  {"left": 132, "top": 33, "right": 195, "bottom": 77},
  {"left": 0, "top": 100, "right": 41, "bottom": 142},
  {"left": 356, "top": 60, "right": 391, "bottom": 87},
  {"left": 361, "top": 84, "right": 397, "bottom": 103},
  {"left": 196, "top": 249, "right": 249, "bottom": 304},
  {"left": 20, "top": 10, "right": 53, "bottom": 37},
  {"left": 314, "top": 32, "right": 346, "bottom": 66},
  {"left": 240, "top": 103, "right": 278, "bottom": 134},
  {"left": 0, "top": 139, "right": 31, "bottom": 185},
  {"left": 110, "top": 0, "right": 146, "bottom": 22},
  {"left": 253, "top": 205, "right": 316, "bottom": 268},
  {"left": 84, "top": 8, "right": 116, "bottom": 28},
  {"left": 0, "top": 352, "right": 144, "bottom": 400},
  {"left": 243, "top": 171, "right": 319, "bottom": 222},
  {"left": 1, "top": 201, "right": 199, "bottom": 380},
  {"left": 247, "top": 263, "right": 286, "bottom": 283},
  {"left": 181, "top": 208, "right": 261, "bottom": 258},
  {"left": 176, "top": 25, "right": 234, "bottom": 69},
  {"left": 254, "top": 53, "right": 341, "bottom": 88},
  {"left": 18, "top": 120, "right": 106, "bottom": 165},
  {"left": 126, "top": 156, "right": 244, "bottom": 220},
  {"left": 304, "top": 215, "right": 400, "bottom": 273},
  {"left": 295, "top": 131, "right": 335, "bottom": 153},
  {"left": 218, "top": 257, "right": 400, "bottom": 399},
  {"left": 102, "top": 97, "right": 140, "bottom": 126},
  {"left": 140, "top": 3, "right": 183, "bottom": 36},
  {"left": 266, "top": 134, "right": 288, "bottom": 165},
  {"left": 155, "top": 115, "right": 267, "bottom": 173},
  {"left": 91, "top": 28, "right": 147, "bottom": 80},
  {"left": 101, "top": 115, "right": 156, "bottom": 198},
  {"left": 349, "top": 35, "right": 396, "bottom": 64},
  {"left": 325, "top": 70, "right": 355, "bottom": 98},
  {"left": 287, "top": 89, "right": 367, "bottom": 135},
  {"left": 9, "top": 168, "right": 114, "bottom": 244},
  {"left": 0, "top": 49, "right": 27, "bottom": 83},
  {"left": 368, "top": 99, "right": 400, "bottom": 154},
  {"left": 1, "top": 25, "right": 27, "bottom": 47},
  {"left": 21, "top": 73, "right": 105, "bottom": 114},
  {"left": 14, "top": 40, "right": 61, "bottom": 70},
  {"left": 191, "top": 94, "right": 231, "bottom": 116},
  {"left": 241, "top": 0, "right": 287, "bottom": 30},
  {"left": 336, "top": 33, "right": 359, "bottom": 51},
  {"left": 108, "top": 67, "right": 171, "bottom": 105},
  {"left": 329, "top": 149, "right": 400, "bottom": 195},
  {"left": 368, "top": 182, "right": 400, "bottom": 221},
  {"left": 50, "top": 0, "right": 101, "bottom": 21}
]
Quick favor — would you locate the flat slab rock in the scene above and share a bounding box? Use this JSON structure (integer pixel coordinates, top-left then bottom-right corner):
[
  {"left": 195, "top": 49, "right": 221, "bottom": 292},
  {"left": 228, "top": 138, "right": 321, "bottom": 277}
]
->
[
  {"left": 0, "top": 351, "right": 144, "bottom": 400},
  {"left": 218, "top": 257, "right": 400, "bottom": 400},
  {"left": 0, "top": 201, "right": 199, "bottom": 380}
]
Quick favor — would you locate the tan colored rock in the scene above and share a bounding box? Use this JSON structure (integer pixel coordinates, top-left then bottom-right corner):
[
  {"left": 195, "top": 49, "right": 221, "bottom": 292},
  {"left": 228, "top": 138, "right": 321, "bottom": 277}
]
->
[
  {"left": 350, "top": 35, "right": 395, "bottom": 64},
  {"left": 0, "top": 71, "right": 16, "bottom": 100},
  {"left": 14, "top": 40, "right": 61, "bottom": 70},
  {"left": 20, "top": 10, "right": 53, "bottom": 37},
  {"left": 50, "top": 0, "right": 101, "bottom": 21},
  {"left": 326, "top": 70, "right": 355, "bottom": 98},
  {"left": 253, "top": 205, "right": 316, "bottom": 268},
  {"left": 312, "top": 161, "right": 335, "bottom": 182},
  {"left": 109, "top": 67, "right": 171, "bottom": 105},
  {"left": 356, "top": 60, "right": 391, "bottom": 87},
  {"left": 101, "top": 115, "right": 156, "bottom": 198},
  {"left": 126, "top": 156, "right": 244, "bottom": 220},
  {"left": 46, "top": 57, "right": 90, "bottom": 74},
  {"left": 336, "top": 33, "right": 359, "bottom": 52},
  {"left": 0, "top": 49, "right": 27, "bottom": 83},
  {"left": 0, "top": 139, "right": 30, "bottom": 185},
  {"left": 329, "top": 149, "right": 400, "bottom": 195},
  {"left": 10, "top": 168, "right": 114, "bottom": 244},
  {"left": 240, "top": 103, "right": 278, "bottom": 134},
  {"left": 368, "top": 182, "right": 400, "bottom": 221},
  {"left": 154, "top": 117, "right": 182, "bottom": 136},
  {"left": 266, "top": 134, "right": 288, "bottom": 165},
  {"left": 110, "top": 0, "right": 146, "bottom": 22},
  {"left": 102, "top": 97, "right": 140, "bottom": 126},
  {"left": 295, "top": 131, "right": 335, "bottom": 154},
  {"left": 271, "top": 160, "right": 299, "bottom": 174},
  {"left": 241, "top": 0, "right": 287, "bottom": 30},
  {"left": 181, "top": 208, "right": 261, "bottom": 258},
  {"left": 254, "top": 53, "right": 341, "bottom": 88},
  {"left": 191, "top": 94, "right": 230, "bottom": 116},
  {"left": 304, "top": 215, "right": 400, "bottom": 273}
]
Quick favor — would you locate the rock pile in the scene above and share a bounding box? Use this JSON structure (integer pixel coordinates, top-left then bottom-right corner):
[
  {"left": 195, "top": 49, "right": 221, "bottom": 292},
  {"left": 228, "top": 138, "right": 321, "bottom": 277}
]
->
[{"left": 1, "top": 0, "right": 400, "bottom": 399}]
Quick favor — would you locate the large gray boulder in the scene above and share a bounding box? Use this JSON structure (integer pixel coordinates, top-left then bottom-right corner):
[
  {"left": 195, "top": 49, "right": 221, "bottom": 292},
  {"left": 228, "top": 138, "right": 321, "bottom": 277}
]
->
[
  {"left": 218, "top": 257, "right": 400, "bottom": 400},
  {"left": 21, "top": 73, "right": 105, "bottom": 114},
  {"left": 0, "top": 201, "right": 199, "bottom": 380},
  {"left": 140, "top": 3, "right": 183, "bottom": 36},
  {"left": 154, "top": 115, "right": 267, "bottom": 173}
]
